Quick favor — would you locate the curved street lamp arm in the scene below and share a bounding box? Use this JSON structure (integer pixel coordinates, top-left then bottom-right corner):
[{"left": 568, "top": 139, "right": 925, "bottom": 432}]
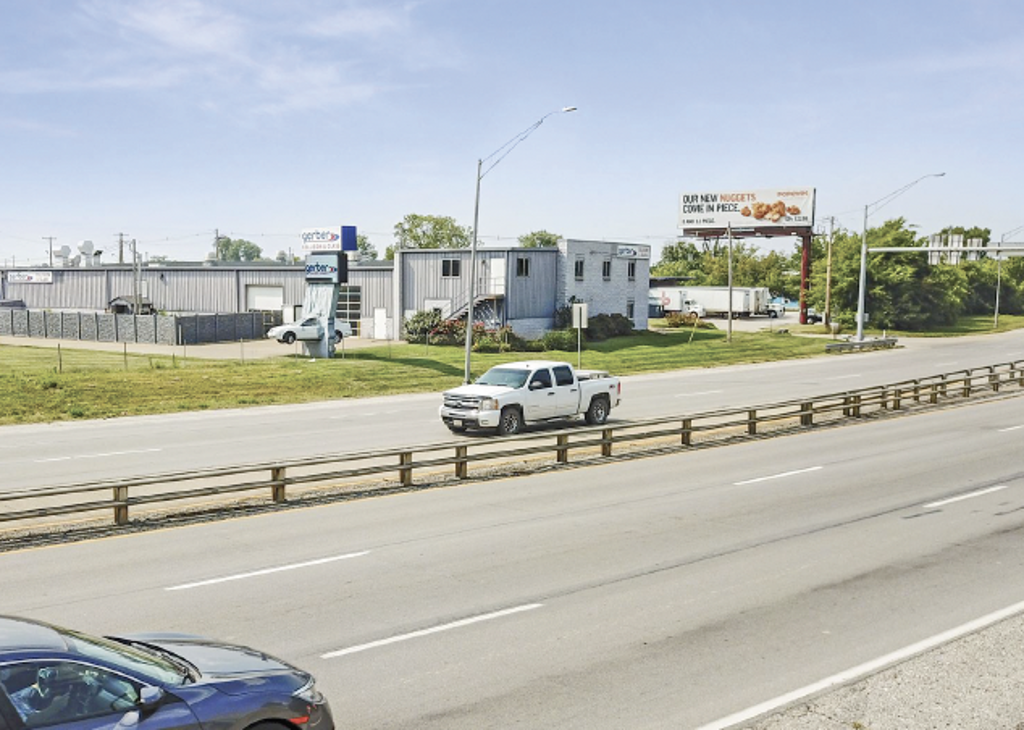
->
[
  {"left": 868, "top": 172, "right": 945, "bottom": 217},
  {"left": 479, "top": 107, "right": 576, "bottom": 180}
]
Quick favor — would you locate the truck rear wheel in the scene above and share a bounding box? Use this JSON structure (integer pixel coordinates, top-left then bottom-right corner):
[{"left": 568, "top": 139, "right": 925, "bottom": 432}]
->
[
  {"left": 497, "top": 406, "right": 523, "bottom": 436},
  {"left": 584, "top": 396, "right": 610, "bottom": 425}
]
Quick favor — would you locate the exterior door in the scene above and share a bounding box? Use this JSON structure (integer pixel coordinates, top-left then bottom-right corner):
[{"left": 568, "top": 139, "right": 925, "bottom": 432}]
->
[
  {"left": 550, "top": 364, "right": 580, "bottom": 417},
  {"left": 524, "top": 368, "right": 555, "bottom": 420},
  {"left": 373, "top": 308, "right": 388, "bottom": 339}
]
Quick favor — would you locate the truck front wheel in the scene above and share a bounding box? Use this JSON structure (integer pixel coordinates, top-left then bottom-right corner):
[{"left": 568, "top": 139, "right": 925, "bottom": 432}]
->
[
  {"left": 497, "top": 406, "right": 523, "bottom": 436},
  {"left": 585, "top": 396, "right": 610, "bottom": 425}
]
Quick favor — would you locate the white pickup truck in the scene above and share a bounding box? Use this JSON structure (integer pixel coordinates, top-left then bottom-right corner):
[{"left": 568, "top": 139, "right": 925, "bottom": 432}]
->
[{"left": 440, "top": 360, "right": 621, "bottom": 435}]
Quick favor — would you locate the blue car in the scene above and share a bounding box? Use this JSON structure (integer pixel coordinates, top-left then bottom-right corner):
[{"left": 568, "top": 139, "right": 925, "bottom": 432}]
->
[{"left": 0, "top": 616, "right": 333, "bottom": 730}]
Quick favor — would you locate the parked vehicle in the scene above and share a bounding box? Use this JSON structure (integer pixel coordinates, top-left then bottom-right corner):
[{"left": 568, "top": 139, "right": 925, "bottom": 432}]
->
[
  {"left": 267, "top": 318, "right": 351, "bottom": 344},
  {"left": 805, "top": 307, "right": 823, "bottom": 324},
  {"left": 440, "top": 360, "right": 621, "bottom": 435},
  {"left": 0, "top": 615, "right": 334, "bottom": 730},
  {"left": 649, "top": 286, "right": 778, "bottom": 318}
]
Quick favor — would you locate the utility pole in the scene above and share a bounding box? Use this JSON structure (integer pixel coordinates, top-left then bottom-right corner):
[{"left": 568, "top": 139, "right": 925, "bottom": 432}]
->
[
  {"left": 43, "top": 237, "right": 56, "bottom": 267},
  {"left": 824, "top": 217, "right": 835, "bottom": 326},
  {"left": 131, "top": 239, "right": 141, "bottom": 315}
]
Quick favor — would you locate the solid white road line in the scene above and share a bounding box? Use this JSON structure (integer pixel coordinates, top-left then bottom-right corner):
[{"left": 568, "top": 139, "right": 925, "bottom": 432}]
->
[
  {"left": 696, "top": 597, "right": 1024, "bottom": 730},
  {"left": 674, "top": 390, "right": 724, "bottom": 397},
  {"left": 826, "top": 374, "right": 862, "bottom": 380},
  {"left": 734, "top": 466, "right": 823, "bottom": 486},
  {"left": 165, "top": 551, "right": 370, "bottom": 591},
  {"left": 321, "top": 603, "right": 544, "bottom": 659},
  {"left": 34, "top": 447, "right": 163, "bottom": 463},
  {"left": 924, "top": 485, "right": 1007, "bottom": 509}
]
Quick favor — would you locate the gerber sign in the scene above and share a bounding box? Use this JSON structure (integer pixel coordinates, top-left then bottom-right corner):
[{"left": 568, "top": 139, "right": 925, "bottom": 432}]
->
[
  {"left": 301, "top": 227, "right": 341, "bottom": 252},
  {"left": 301, "top": 225, "right": 359, "bottom": 252},
  {"left": 304, "top": 252, "right": 347, "bottom": 284}
]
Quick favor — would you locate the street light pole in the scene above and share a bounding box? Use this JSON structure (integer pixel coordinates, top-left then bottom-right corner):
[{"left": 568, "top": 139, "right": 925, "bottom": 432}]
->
[
  {"left": 462, "top": 106, "right": 577, "bottom": 384},
  {"left": 855, "top": 172, "right": 945, "bottom": 342},
  {"left": 996, "top": 224, "right": 1024, "bottom": 328}
]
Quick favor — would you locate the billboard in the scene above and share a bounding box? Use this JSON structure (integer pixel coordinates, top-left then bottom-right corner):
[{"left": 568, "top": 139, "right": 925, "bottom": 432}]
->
[
  {"left": 678, "top": 188, "right": 815, "bottom": 231},
  {"left": 301, "top": 226, "right": 358, "bottom": 253},
  {"left": 7, "top": 271, "right": 53, "bottom": 284}
]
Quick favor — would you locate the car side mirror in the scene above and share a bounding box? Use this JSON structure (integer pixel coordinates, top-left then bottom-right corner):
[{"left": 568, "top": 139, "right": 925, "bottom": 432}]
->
[
  {"left": 139, "top": 686, "right": 165, "bottom": 710},
  {"left": 529, "top": 381, "right": 544, "bottom": 390}
]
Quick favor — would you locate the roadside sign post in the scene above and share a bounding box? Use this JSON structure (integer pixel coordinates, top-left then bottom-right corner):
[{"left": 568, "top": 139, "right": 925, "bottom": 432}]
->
[{"left": 572, "top": 302, "right": 588, "bottom": 369}]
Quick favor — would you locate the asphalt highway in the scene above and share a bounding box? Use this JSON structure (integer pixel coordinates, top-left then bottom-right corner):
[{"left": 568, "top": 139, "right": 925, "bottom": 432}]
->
[
  {"left": 2, "top": 330, "right": 1024, "bottom": 491},
  {"left": 1, "top": 393, "right": 1022, "bottom": 727}
]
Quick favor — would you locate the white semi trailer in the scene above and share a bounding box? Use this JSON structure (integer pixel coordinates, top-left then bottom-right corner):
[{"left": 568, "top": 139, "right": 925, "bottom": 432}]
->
[{"left": 650, "top": 286, "right": 778, "bottom": 318}]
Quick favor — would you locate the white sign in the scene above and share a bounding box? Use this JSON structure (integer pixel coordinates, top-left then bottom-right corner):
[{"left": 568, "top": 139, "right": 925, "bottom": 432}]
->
[
  {"left": 679, "top": 187, "right": 816, "bottom": 231},
  {"left": 572, "top": 302, "right": 588, "bottom": 329},
  {"left": 616, "top": 245, "right": 650, "bottom": 259},
  {"left": 7, "top": 271, "right": 53, "bottom": 284},
  {"left": 301, "top": 227, "right": 343, "bottom": 252}
]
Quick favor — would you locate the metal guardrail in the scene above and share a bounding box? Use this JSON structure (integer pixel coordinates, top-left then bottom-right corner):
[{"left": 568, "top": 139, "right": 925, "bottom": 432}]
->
[{"left": 3, "top": 361, "right": 1023, "bottom": 528}]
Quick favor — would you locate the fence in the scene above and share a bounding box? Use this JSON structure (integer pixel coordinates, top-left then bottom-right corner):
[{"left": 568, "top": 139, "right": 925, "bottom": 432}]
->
[
  {"left": 0, "top": 309, "right": 281, "bottom": 345},
  {"left": 2, "top": 361, "right": 1022, "bottom": 529}
]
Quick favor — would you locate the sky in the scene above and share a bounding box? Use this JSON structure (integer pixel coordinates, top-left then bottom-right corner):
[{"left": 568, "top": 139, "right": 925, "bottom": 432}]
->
[{"left": 1, "top": 0, "right": 1023, "bottom": 267}]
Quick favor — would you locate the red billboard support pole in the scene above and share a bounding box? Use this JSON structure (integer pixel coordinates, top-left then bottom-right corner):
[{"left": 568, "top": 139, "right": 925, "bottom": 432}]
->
[{"left": 799, "top": 232, "right": 811, "bottom": 324}]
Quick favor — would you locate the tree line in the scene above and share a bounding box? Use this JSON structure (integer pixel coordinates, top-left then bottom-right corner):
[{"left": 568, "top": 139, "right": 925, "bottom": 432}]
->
[{"left": 654, "top": 219, "right": 1024, "bottom": 330}]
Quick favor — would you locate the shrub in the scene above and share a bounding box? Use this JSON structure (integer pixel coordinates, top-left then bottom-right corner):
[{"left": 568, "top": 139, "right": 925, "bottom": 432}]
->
[
  {"left": 585, "top": 313, "right": 634, "bottom": 341},
  {"left": 541, "top": 329, "right": 579, "bottom": 351},
  {"left": 404, "top": 310, "right": 443, "bottom": 343}
]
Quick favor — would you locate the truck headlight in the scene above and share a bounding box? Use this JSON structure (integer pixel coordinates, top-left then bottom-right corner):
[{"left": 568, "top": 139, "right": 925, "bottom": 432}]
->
[{"left": 477, "top": 398, "right": 497, "bottom": 411}]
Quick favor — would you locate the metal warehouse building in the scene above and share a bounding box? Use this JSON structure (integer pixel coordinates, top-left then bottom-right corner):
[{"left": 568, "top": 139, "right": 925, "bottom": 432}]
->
[{"left": 0, "top": 239, "right": 649, "bottom": 340}]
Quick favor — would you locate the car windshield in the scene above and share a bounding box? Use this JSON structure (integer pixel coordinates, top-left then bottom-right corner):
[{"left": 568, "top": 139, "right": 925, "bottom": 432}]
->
[
  {"left": 475, "top": 368, "right": 530, "bottom": 389},
  {"left": 63, "top": 630, "right": 192, "bottom": 686}
]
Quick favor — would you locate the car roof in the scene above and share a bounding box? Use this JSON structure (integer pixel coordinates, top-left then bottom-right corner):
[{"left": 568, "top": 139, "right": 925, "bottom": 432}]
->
[
  {"left": 0, "top": 616, "right": 69, "bottom": 652},
  {"left": 488, "top": 360, "right": 570, "bottom": 370}
]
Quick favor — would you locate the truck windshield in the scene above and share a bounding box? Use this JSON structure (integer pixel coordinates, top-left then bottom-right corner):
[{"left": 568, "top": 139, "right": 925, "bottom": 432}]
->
[{"left": 476, "top": 368, "right": 530, "bottom": 388}]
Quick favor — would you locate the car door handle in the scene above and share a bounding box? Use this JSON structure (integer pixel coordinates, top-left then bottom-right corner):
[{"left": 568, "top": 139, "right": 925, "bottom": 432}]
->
[
  {"left": 570, "top": 388, "right": 577, "bottom": 392},
  {"left": 547, "top": 392, "right": 554, "bottom": 396}
]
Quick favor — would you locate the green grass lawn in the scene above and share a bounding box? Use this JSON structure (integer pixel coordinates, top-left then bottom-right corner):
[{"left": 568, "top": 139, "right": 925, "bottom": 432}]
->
[{"left": 0, "top": 328, "right": 826, "bottom": 425}]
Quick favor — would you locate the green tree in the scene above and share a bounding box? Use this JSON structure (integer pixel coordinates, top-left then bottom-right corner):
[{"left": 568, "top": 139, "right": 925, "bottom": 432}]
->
[
  {"left": 518, "top": 230, "right": 560, "bottom": 248},
  {"left": 386, "top": 214, "right": 471, "bottom": 260},
  {"left": 356, "top": 233, "right": 378, "bottom": 262},
  {"left": 217, "top": 237, "right": 262, "bottom": 262}
]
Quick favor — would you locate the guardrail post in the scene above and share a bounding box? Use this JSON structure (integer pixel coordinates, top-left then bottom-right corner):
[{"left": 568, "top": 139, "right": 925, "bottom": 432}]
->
[
  {"left": 1017, "top": 366, "right": 1024, "bottom": 388},
  {"left": 455, "top": 445, "right": 468, "bottom": 479},
  {"left": 913, "top": 379, "right": 921, "bottom": 403},
  {"left": 929, "top": 381, "right": 939, "bottom": 404},
  {"left": 843, "top": 395, "right": 852, "bottom": 417},
  {"left": 556, "top": 434, "right": 569, "bottom": 463},
  {"left": 879, "top": 388, "right": 888, "bottom": 411},
  {"left": 990, "top": 366, "right": 1000, "bottom": 392},
  {"left": 800, "top": 402, "right": 813, "bottom": 426},
  {"left": 747, "top": 409, "right": 757, "bottom": 436},
  {"left": 601, "top": 428, "right": 613, "bottom": 457},
  {"left": 853, "top": 395, "right": 862, "bottom": 418},
  {"left": 893, "top": 388, "right": 902, "bottom": 410},
  {"left": 682, "top": 418, "right": 692, "bottom": 446},
  {"left": 271, "top": 467, "right": 286, "bottom": 502},
  {"left": 963, "top": 370, "right": 972, "bottom": 398},
  {"left": 399, "top": 451, "right": 413, "bottom": 486},
  {"left": 113, "top": 486, "right": 128, "bottom": 525},
  {"left": 940, "top": 374, "right": 947, "bottom": 397}
]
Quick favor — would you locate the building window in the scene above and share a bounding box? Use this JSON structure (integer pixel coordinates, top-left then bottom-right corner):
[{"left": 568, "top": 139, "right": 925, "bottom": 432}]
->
[
  {"left": 626, "top": 298, "right": 635, "bottom": 320},
  {"left": 627, "top": 260, "right": 636, "bottom": 280},
  {"left": 442, "top": 259, "right": 461, "bottom": 277},
  {"left": 516, "top": 257, "right": 530, "bottom": 277},
  {"left": 574, "top": 257, "right": 584, "bottom": 280},
  {"left": 602, "top": 259, "right": 612, "bottom": 280}
]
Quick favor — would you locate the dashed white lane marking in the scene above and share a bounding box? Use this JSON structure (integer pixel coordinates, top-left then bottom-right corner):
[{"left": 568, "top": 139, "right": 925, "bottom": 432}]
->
[
  {"left": 998, "top": 425, "right": 1024, "bottom": 432},
  {"left": 696, "top": 597, "right": 1024, "bottom": 730},
  {"left": 321, "top": 603, "right": 544, "bottom": 659},
  {"left": 734, "top": 466, "right": 823, "bottom": 486},
  {"left": 34, "top": 448, "right": 162, "bottom": 463},
  {"left": 924, "top": 485, "right": 1007, "bottom": 509},
  {"left": 165, "top": 551, "right": 370, "bottom": 591},
  {"left": 826, "top": 374, "right": 862, "bottom": 380},
  {"left": 674, "top": 390, "right": 724, "bottom": 397}
]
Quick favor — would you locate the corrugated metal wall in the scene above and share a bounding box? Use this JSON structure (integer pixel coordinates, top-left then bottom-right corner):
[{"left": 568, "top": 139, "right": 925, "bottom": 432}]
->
[{"left": 506, "top": 249, "right": 558, "bottom": 318}]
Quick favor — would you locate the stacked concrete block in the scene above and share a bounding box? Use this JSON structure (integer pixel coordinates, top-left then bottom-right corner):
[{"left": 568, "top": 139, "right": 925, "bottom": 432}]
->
[
  {"left": 0, "top": 310, "right": 12, "bottom": 336},
  {"left": 135, "top": 315, "right": 157, "bottom": 343},
  {"left": 80, "top": 313, "right": 98, "bottom": 341},
  {"left": 61, "top": 312, "right": 81, "bottom": 340}
]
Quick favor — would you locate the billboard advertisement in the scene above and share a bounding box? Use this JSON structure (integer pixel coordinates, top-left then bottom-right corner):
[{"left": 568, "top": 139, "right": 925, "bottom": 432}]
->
[
  {"left": 301, "top": 226, "right": 358, "bottom": 252},
  {"left": 678, "top": 188, "right": 815, "bottom": 231},
  {"left": 7, "top": 271, "right": 53, "bottom": 284}
]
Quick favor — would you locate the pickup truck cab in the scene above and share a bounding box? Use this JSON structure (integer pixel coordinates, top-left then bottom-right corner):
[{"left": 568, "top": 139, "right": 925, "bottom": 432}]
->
[{"left": 440, "top": 360, "right": 621, "bottom": 435}]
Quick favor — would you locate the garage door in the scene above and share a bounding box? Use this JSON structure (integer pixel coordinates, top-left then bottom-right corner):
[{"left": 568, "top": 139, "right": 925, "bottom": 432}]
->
[{"left": 246, "top": 285, "right": 284, "bottom": 312}]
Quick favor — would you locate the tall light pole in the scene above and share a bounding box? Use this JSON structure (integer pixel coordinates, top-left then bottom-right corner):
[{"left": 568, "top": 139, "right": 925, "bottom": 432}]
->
[
  {"left": 462, "top": 106, "right": 577, "bottom": 383},
  {"left": 996, "top": 224, "right": 1024, "bottom": 328},
  {"left": 855, "top": 173, "right": 945, "bottom": 342}
]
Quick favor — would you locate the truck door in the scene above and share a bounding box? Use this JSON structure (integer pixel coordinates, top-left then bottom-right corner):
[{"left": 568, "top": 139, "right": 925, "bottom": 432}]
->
[
  {"left": 525, "top": 368, "right": 555, "bottom": 420},
  {"left": 551, "top": 365, "right": 580, "bottom": 417}
]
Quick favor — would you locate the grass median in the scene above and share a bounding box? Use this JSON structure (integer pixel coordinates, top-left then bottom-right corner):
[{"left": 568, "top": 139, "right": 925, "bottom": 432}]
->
[{"left": 0, "top": 327, "right": 835, "bottom": 425}]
